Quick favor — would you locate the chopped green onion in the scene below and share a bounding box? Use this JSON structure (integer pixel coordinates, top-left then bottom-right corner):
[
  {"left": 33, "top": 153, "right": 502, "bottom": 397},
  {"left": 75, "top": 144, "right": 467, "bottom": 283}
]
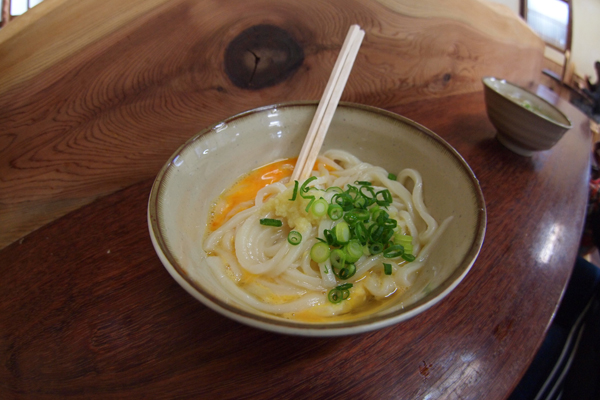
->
[
  {"left": 311, "top": 198, "right": 328, "bottom": 217},
  {"left": 323, "top": 229, "right": 335, "bottom": 245},
  {"left": 369, "top": 224, "right": 384, "bottom": 242},
  {"left": 402, "top": 243, "right": 414, "bottom": 255},
  {"left": 333, "top": 192, "right": 354, "bottom": 211},
  {"left": 394, "top": 234, "right": 413, "bottom": 244},
  {"left": 333, "top": 222, "right": 350, "bottom": 244},
  {"left": 300, "top": 176, "right": 317, "bottom": 196},
  {"left": 369, "top": 243, "right": 384, "bottom": 254},
  {"left": 353, "top": 196, "right": 367, "bottom": 209},
  {"left": 375, "top": 210, "right": 390, "bottom": 225},
  {"left": 355, "top": 181, "right": 372, "bottom": 186},
  {"left": 343, "top": 209, "right": 369, "bottom": 225},
  {"left": 346, "top": 185, "right": 359, "bottom": 199},
  {"left": 310, "top": 242, "right": 330, "bottom": 263},
  {"left": 327, "top": 204, "right": 344, "bottom": 220},
  {"left": 305, "top": 198, "right": 315, "bottom": 213},
  {"left": 354, "top": 222, "right": 368, "bottom": 245},
  {"left": 328, "top": 283, "right": 353, "bottom": 304},
  {"left": 383, "top": 262, "right": 393, "bottom": 275},
  {"left": 299, "top": 177, "right": 317, "bottom": 212},
  {"left": 383, "top": 244, "right": 405, "bottom": 258},
  {"left": 394, "top": 234, "right": 413, "bottom": 254},
  {"left": 287, "top": 231, "right": 302, "bottom": 245},
  {"left": 328, "top": 289, "right": 342, "bottom": 303},
  {"left": 344, "top": 240, "right": 363, "bottom": 263},
  {"left": 382, "top": 219, "right": 397, "bottom": 229},
  {"left": 289, "top": 180, "right": 299, "bottom": 201},
  {"left": 375, "top": 189, "right": 393, "bottom": 207},
  {"left": 394, "top": 234, "right": 413, "bottom": 255},
  {"left": 337, "top": 264, "right": 356, "bottom": 279},
  {"left": 260, "top": 218, "right": 283, "bottom": 227},
  {"left": 402, "top": 253, "right": 416, "bottom": 262},
  {"left": 330, "top": 249, "right": 347, "bottom": 269},
  {"left": 388, "top": 173, "right": 397, "bottom": 181},
  {"left": 381, "top": 228, "right": 395, "bottom": 244}
]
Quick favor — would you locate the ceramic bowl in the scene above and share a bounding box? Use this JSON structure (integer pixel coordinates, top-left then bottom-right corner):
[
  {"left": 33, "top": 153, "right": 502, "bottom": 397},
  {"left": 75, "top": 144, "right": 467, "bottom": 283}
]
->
[
  {"left": 148, "top": 102, "right": 486, "bottom": 336},
  {"left": 482, "top": 76, "right": 572, "bottom": 156}
]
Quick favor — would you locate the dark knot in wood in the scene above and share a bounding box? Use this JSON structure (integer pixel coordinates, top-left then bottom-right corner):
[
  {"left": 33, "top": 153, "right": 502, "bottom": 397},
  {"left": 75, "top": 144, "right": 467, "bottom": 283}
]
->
[{"left": 224, "top": 24, "right": 304, "bottom": 90}]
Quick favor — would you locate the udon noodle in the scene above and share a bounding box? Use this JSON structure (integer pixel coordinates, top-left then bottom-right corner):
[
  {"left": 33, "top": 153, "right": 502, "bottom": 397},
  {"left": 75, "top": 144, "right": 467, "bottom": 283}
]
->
[{"left": 203, "top": 149, "right": 451, "bottom": 322}]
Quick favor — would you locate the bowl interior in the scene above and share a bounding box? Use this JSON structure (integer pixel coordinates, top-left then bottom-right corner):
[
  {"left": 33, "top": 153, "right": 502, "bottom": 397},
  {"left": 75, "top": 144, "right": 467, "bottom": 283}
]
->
[
  {"left": 482, "top": 77, "right": 571, "bottom": 128},
  {"left": 148, "top": 102, "right": 486, "bottom": 335}
]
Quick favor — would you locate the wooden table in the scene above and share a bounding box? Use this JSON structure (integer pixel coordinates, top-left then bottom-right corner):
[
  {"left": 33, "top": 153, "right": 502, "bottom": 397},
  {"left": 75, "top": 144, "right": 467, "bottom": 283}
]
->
[{"left": 0, "top": 86, "right": 591, "bottom": 399}]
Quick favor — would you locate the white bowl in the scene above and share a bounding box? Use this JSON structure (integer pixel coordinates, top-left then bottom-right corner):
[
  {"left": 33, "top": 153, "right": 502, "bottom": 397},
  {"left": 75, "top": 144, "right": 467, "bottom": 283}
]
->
[
  {"left": 482, "top": 77, "right": 572, "bottom": 156},
  {"left": 148, "top": 102, "right": 486, "bottom": 336}
]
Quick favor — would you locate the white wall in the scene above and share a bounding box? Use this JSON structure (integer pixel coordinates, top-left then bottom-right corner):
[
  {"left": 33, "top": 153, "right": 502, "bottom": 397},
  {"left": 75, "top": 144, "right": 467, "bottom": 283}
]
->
[
  {"left": 571, "top": 0, "right": 600, "bottom": 80},
  {"left": 485, "top": 0, "right": 600, "bottom": 81}
]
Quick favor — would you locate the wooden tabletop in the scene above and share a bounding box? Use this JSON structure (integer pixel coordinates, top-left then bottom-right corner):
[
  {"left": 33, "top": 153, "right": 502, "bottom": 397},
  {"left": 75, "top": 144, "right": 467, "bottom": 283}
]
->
[
  {"left": 0, "top": 86, "right": 591, "bottom": 399},
  {"left": 0, "top": 0, "right": 590, "bottom": 398}
]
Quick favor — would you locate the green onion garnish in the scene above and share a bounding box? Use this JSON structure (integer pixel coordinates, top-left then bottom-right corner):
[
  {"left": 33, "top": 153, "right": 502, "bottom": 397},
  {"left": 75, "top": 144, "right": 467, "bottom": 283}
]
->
[
  {"left": 300, "top": 176, "right": 317, "bottom": 195},
  {"left": 287, "top": 177, "right": 416, "bottom": 263},
  {"left": 402, "top": 253, "right": 416, "bottom": 262},
  {"left": 289, "top": 180, "right": 299, "bottom": 201},
  {"left": 383, "top": 263, "right": 393, "bottom": 275},
  {"left": 328, "top": 283, "right": 353, "bottom": 304},
  {"left": 344, "top": 240, "right": 363, "bottom": 263},
  {"left": 287, "top": 231, "right": 302, "bottom": 245},
  {"left": 260, "top": 218, "right": 283, "bottom": 227},
  {"left": 311, "top": 198, "right": 328, "bottom": 217},
  {"left": 299, "top": 176, "right": 317, "bottom": 212},
  {"left": 383, "top": 244, "right": 405, "bottom": 258},
  {"left": 328, "top": 288, "right": 343, "bottom": 303},
  {"left": 337, "top": 264, "right": 356, "bottom": 279},
  {"left": 375, "top": 189, "right": 393, "bottom": 207},
  {"left": 333, "top": 222, "right": 350, "bottom": 244},
  {"left": 330, "top": 249, "right": 347, "bottom": 269},
  {"left": 394, "top": 234, "right": 413, "bottom": 255},
  {"left": 388, "top": 173, "right": 397, "bottom": 181},
  {"left": 369, "top": 243, "right": 384, "bottom": 254},
  {"left": 354, "top": 222, "right": 368, "bottom": 245},
  {"left": 310, "top": 242, "right": 330, "bottom": 263},
  {"left": 327, "top": 204, "right": 343, "bottom": 220}
]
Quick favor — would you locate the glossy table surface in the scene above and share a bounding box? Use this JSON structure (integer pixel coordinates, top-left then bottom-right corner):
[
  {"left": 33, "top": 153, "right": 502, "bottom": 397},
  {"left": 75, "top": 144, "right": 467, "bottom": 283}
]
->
[{"left": 0, "top": 86, "right": 591, "bottom": 399}]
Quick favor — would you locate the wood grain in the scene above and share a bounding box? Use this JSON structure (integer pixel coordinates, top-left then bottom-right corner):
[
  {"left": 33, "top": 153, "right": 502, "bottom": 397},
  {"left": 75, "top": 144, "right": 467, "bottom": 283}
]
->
[
  {"left": 0, "top": 89, "right": 590, "bottom": 399},
  {"left": 0, "top": 0, "right": 544, "bottom": 249}
]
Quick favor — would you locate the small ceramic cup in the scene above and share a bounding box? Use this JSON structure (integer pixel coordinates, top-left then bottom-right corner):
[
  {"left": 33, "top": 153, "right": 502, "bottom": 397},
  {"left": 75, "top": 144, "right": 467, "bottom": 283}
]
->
[{"left": 482, "top": 77, "right": 572, "bottom": 157}]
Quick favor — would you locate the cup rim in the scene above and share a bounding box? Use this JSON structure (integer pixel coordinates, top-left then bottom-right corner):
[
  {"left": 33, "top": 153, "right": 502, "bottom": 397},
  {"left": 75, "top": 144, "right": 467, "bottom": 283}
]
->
[{"left": 482, "top": 76, "right": 572, "bottom": 130}]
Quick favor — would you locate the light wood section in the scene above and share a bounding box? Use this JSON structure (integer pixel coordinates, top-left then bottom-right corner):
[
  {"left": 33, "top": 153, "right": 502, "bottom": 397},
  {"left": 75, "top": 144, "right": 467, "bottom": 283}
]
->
[{"left": 0, "top": 0, "right": 545, "bottom": 249}]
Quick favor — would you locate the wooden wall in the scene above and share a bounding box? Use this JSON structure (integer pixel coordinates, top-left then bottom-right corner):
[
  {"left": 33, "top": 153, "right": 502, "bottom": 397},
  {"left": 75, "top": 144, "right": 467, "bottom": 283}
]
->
[{"left": 0, "top": 0, "right": 544, "bottom": 249}]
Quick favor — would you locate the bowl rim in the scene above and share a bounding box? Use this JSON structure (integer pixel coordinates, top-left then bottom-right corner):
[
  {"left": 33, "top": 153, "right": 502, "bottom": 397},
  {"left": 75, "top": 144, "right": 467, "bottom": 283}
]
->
[
  {"left": 147, "top": 101, "right": 487, "bottom": 336},
  {"left": 482, "top": 76, "right": 572, "bottom": 129}
]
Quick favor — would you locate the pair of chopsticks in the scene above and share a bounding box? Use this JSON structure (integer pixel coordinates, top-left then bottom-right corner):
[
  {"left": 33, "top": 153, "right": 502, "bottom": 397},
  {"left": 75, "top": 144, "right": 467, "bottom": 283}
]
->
[{"left": 291, "top": 24, "right": 365, "bottom": 182}]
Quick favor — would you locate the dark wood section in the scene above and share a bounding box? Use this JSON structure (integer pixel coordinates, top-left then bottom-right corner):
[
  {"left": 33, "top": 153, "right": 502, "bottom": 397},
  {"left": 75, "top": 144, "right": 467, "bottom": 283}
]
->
[
  {"left": 0, "top": 89, "right": 591, "bottom": 399},
  {"left": 224, "top": 24, "right": 305, "bottom": 90}
]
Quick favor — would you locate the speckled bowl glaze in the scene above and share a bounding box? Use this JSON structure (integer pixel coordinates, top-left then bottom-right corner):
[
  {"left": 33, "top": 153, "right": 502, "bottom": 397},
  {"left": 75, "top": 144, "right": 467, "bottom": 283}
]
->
[
  {"left": 148, "top": 102, "right": 486, "bottom": 336},
  {"left": 482, "top": 77, "right": 572, "bottom": 156}
]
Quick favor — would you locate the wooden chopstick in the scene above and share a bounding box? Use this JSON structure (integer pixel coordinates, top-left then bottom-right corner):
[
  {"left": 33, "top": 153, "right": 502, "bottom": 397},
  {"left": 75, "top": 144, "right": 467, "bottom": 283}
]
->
[{"left": 291, "top": 24, "right": 365, "bottom": 182}]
